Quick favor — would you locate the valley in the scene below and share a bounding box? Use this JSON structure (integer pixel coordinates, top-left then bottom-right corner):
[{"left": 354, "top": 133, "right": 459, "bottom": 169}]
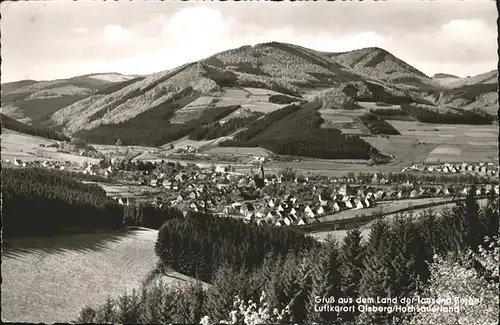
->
[{"left": 1, "top": 41, "right": 498, "bottom": 324}]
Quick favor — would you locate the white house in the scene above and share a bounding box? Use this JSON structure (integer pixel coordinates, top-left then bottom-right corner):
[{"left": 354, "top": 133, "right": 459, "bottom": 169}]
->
[
  {"left": 283, "top": 216, "right": 293, "bottom": 226},
  {"left": 304, "top": 205, "right": 315, "bottom": 218}
]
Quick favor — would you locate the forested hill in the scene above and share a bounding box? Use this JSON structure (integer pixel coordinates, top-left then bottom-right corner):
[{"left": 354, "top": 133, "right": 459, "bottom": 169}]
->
[
  {"left": 1, "top": 42, "right": 496, "bottom": 158},
  {"left": 80, "top": 190, "right": 500, "bottom": 325},
  {"left": 1, "top": 113, "right": 70, "bottom": 142}
]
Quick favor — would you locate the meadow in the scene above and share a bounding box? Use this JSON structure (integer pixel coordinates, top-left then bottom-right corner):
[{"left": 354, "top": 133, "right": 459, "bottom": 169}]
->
[
  {"left": 2, "top": 229, "right": 202, "bottom": 324},
  {"left": 1, "top": 129, "right": 100, "bottom": 165}
]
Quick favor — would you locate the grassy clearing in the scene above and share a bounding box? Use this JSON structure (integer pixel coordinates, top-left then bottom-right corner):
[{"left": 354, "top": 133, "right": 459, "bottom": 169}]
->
[
  {"left": 1, "top": 129, "right": 100, "bottom": 164},
  {"left": 2, "top": 229, "right": 202, "bottom": 323},
  {"left": 203, "top": 146, "right": 274, "bottom": 157}
]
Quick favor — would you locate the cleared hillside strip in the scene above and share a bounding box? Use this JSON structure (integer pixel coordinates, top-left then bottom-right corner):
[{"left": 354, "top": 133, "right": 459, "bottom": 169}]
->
[
  {"left": 87, "top": 64, "right": 198, "bottom": 123},
  {"left": 75, "top": 89, "right": 241, "bottom": 146}
]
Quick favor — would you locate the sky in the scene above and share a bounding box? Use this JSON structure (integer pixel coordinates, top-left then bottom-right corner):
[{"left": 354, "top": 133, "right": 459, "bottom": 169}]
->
[{"left": 1, "top": 0, "right": 498, "bottom": 83}]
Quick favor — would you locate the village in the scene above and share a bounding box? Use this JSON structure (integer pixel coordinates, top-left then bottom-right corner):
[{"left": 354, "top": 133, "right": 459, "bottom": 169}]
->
[
  {"left": 4, "top": 155, "right": 499, "bottom": 229},
  {"left": 402, "top": 162, "right": 499, "bottom": 176}
]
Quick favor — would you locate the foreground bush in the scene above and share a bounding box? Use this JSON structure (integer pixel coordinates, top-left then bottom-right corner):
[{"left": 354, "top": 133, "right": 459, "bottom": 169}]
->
[
  {"left": 200, "top": 292, "right": 291, "bottom": 325},
  {"left": 404, "top": 234, "right": 499, "bottom": 325}
]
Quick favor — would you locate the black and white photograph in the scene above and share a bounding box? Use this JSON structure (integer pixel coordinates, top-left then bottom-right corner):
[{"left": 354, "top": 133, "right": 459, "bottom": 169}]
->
[{"left": 1, "top": 1, "right": 499, "bottom": 324}]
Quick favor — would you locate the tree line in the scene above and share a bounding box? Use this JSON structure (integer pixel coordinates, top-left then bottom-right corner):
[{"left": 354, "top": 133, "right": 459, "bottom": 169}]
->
[
  {"left": 1, "top": 113, "right": 70, "bottom": 142},
  {"left": 188, "top": 114, "right": 262, "bottom": 141},
  {"left": 401, "top": 104, "right": 493, "bottom": 125},
  {"left": 2, "top": 168, "right": 123, "bottom": 238},
  {"left": 359, "top": 113, "right": 401, "bottom": 135},
  {"left": 78, "top": 188, "right": 499, "bottom": 324},
  {"left": 1, "top": 168, "right": 190, "bottom": 238},
  {"left": 154, "top": 211, "right": 318, "bottom": 283}
]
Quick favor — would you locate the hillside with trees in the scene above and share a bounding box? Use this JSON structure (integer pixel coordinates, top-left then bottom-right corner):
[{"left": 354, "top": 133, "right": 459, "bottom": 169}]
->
[
  {"left": 74, "top": 88, "right": 240, "bottom": 146},
  {"left": 188, "top": 114, "right": 263, "bottom": 141},
  {"left": 1, "top": 113, "right": 70, "bottom": 141},
  {"left": 2, "top": 168, "right": 123, "bottom": 238},
  {"left": 78, "top": 189, "right": 499, "bottom": 324},
  {"left": 359, "top": 113, "right": 401, "bottom": 135},
  {"left": 401, "top": 103, "right": 493, "bottom": 124},
  {"left": 221, "top": 102, "right": 383, "bottom": 160}
]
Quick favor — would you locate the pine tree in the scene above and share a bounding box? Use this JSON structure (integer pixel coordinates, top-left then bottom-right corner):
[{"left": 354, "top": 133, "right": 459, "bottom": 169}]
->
[
  {"left": 308, "top": 238, "right": 343, "bottom": 324},
  {"left": 358, "top": 219, "right": 392, "bottom": 324},
  {"left": 282, "top": 250, "right": 312, "bottom": 323},
  {"left": 204, "top": 263, "right": 243, "bottom": 322},
  {"left": 340, "top": 229, "right": 365, "bottom": 322}
]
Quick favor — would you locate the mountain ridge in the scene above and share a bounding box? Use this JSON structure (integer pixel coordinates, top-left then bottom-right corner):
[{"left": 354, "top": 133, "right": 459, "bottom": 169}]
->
[{"left": 1, "top": 41, "right": 497, "bottom": 160}]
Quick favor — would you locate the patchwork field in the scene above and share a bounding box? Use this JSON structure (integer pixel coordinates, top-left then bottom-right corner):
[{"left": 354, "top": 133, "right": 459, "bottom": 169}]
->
[
  {"left": 387, "top": 121, "right": 499, "bottom": 142},
  {"left": 169, "top": 87, "right": 288, "bottom": 123},
  {"left": 2, "top": 229, "right": 205, "bottom": 323},
  {"left": 362, "top": 120, "right": 498, "bottom": 165}
]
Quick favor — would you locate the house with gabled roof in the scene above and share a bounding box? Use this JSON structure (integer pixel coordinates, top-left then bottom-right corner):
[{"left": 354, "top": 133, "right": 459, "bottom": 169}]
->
[
  {"left": 375, "top": 190, "right": 386, "bottom": 200},
  {"left": 318, "top": 195, "right": 329, "bottom": 207},
  {"left": 297, "top": 217, "right": 308, "bottom": 226},
  {"left": 353, "top": 198, "right": 364, "bottom": 210},
  {"left": 266, "top": 211, "right": 278, "bottom": 219},
  {"left": 361, "top": 198, "right": 371, "bottom": 208},
  {"left": 283, "top": 216, "right": 294, "bottom": 226},
  {"left": 288, "top": 213, "right": 298, "bottom": 221},
  {"left": 409, "top": 189, "right": 419, "bottom": 198},
  {"left": 118, "top": 197, "right": 130, "bottom": 205},
  {"left": 304, "top": 205, "right": 315, "bottom": 218},
  {"left": 189, "top": 202, "right": 200, "bottom": 212},
  {"left": 333, "top": 201, "right": 347, "bottom": 213},
  {"left": 268, "top": 198, "right": 276, "bottom": 208},
  {"left": 316, "top": 206, "right": 325, "bottom": 216}
]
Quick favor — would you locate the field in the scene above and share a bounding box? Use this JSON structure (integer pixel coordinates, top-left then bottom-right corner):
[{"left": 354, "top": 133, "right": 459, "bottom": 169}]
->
[
  {"left": 318, "top": 108, "right": 355, "bottom": 129},
  {"left": 84, "top": 181, "right": 163, "bottom": 199},
  {"left": 375, "top": 198, "right": 490, "bottom": 226},
  {"left": 169, "top": 96, "right": 215, "bottom": 124},
  {"left": 255, "top": 158, "right": 400, "bottom": 177},
  {"left": 168, "top": 88, "right": 287, "bottom": 124},
  {"left": 310, "top": 198, "right": 489, "bottom": 243},
  {"left": 317, "top": 197, "right": 453, "bottom": 223},
  {"left": 2, "top": 229, "right": 205, "bottom": 323},
  {"left": 1, "top": 129, "right": 100, "bottom": 165},
  {"left": 361, "top": 120, "right": 498, "bottom": 165},
  {"left": 203, "top": 146, "right": 274, "bottom": 157}
]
